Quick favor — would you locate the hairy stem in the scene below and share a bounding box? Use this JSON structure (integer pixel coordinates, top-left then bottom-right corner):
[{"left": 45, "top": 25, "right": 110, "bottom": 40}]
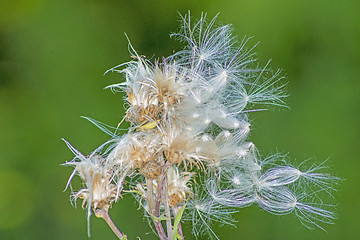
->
[
  {"left": 152, "top": 161, "right": 172, "bottom": 240},
  {"left": 163, "top": 171, "right": 173, "bottom": 240},
  {"left": 154, "top": 220, "right": 167, "bottom": 240},
  {"left": 95, "top": 208, "right": 126, "bottom": 239},
  {"left": 155, "top": 161, "right": 170, "bottom": 215},
  {"left": 148, "top": 176, "right": 167, "bottom": 240}
]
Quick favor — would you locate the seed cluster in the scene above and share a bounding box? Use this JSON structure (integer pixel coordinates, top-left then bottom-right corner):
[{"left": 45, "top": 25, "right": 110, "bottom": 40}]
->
[{"left": 63, "top": 13, "right": 337, "bottom": 239}]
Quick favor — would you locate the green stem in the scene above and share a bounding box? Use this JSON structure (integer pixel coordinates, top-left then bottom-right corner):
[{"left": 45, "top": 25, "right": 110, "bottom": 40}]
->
[{"left": 172, "top": 206, "right": 184, "bottom": 239}]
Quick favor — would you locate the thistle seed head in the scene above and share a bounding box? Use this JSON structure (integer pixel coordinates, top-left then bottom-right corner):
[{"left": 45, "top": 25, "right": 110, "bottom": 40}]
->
[{"left": 62, "top": 12, "right": 339, "bottom": 239}]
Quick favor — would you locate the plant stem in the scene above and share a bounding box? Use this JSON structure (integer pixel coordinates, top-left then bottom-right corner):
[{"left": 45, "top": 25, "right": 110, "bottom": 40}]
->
[
  {"left": 173, "top": 206, "right": 184, "bottom": 239},
  {"left": 148, "top": 176, "right": 167, "bottom": 240},
  {"left": 155, "top": 161, "right": 169, "bottom": 215},
  {"left": 147, "top": 178, "right": 155, "bottom": 214},
  {"left": 95, "top": 208, "right": 126, "bottom": 239},
  {"left": 163, "top": 171, "right": 173, "bottom": 240},
  {"left": 154, "top": 220, "right": 167, "bottom": 240}
]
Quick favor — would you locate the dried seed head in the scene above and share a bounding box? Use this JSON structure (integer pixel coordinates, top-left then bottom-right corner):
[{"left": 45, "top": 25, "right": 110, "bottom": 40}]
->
[
  {"left": 62, "top": 140, "right": 118, "bottom": 211},
  {"left": 139, "top": 158, "right": 164, "bottom": 179},
  {"left": 158, "top": 123, "right": 210, "bottom": 170},
  {"left": 153, "top": 64, "right": 184, "bottom": 109},
  {"left": 108, "top": 132, "right": 163, "bottom": 179},
  {"left": 125, "top": 87, "right": 162, "bottom": 124},
  {"left": 123, "top": 61, "right": 187, "bottom": 126},
  {"left": 73, "top": 168, "right": 117, "bottom": 211},
  {"left": 167, "top": 166, "right": 195, "bottom": 207}
]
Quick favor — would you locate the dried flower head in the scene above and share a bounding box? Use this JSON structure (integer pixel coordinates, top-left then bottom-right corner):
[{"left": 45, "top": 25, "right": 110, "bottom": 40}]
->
[
  {"left": 63, "top": 140, "right": 117, "bottom": 211},
  {"left": 167, "top": 166, "right": 195, "bottom": 207}
]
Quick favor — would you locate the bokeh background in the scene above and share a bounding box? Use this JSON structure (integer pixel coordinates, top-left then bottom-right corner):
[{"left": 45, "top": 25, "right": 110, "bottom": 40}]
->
[{"left": 1, "top": 0, "right": 359, "bottom": 239}]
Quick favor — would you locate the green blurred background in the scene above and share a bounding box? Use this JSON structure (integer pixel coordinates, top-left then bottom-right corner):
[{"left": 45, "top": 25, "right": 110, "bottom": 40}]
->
[{"left": 0, "top": 0, "right": 359, "bottom": 239}]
